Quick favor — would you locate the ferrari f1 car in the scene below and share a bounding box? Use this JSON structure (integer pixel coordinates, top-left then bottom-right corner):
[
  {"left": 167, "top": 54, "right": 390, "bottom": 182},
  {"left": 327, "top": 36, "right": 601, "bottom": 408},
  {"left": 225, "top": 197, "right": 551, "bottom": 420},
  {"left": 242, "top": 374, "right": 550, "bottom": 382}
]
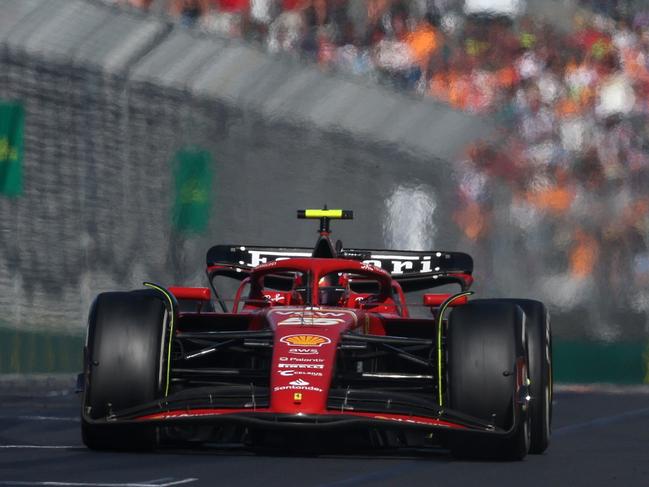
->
[{"left": 81, "top": 209, "right": 552, "bottom": 459}]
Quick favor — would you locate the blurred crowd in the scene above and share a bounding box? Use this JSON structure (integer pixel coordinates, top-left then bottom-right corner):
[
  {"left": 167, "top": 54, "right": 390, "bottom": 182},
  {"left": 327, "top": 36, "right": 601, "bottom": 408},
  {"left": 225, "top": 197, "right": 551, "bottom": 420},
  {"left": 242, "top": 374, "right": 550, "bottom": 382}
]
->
[
  {"left": 448, "top": 1, "right": 649, "bottom": 334},
  {"left": 105, "top": 0, "right": 649, "bottom": 334},
  {"left": 107, "top": 0, "right": 446, "bottom": 90}
]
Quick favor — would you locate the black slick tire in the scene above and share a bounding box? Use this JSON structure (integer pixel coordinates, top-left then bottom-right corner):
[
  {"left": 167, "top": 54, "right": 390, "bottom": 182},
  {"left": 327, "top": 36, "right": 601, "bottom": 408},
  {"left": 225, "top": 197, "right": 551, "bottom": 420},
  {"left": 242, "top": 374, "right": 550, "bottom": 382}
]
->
[
  {"left": 493, "top": 299, "right": 552, "bottom": 454},
  {"left": 446, "top": 301, "right": 530, "bottom": 460},
  {"left": 81, "top": 290, "right": 171, "bottom": 451}
]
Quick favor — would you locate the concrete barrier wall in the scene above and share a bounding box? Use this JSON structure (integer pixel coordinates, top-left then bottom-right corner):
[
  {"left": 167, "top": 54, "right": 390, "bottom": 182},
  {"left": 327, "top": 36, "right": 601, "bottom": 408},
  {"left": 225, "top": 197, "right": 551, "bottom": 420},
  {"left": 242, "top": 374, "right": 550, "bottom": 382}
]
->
[{"left": 0, "top": 0, "right": 484, "bottom": 334}]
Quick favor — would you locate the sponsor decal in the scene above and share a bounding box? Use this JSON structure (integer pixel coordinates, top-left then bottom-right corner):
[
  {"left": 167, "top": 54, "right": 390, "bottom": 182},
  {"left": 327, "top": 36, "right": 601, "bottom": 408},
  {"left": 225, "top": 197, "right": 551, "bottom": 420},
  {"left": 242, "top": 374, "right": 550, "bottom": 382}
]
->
[
  {"left": 360, "top": 254, "right": 439, "bottom": 275},
  {"left": 278, "top": 370, "right": 323, "bottom": 377},
  {"left": 289, "top": 378, "right": 310, "bottom": 386},
  {"left": 372, "top": 415, "right": 443, "bottom": 426},
  {"left": 361, "top": 263, "right": 378, "bottom": 272},
  {"left": 279, "top": 357, "right": 289, "bottom": 361},
  {"left": 278, "top": 363, "right": 324, "bottom": 369},
  {"left": 274, "top": 311, "right": 350, "bottom": 327},
  {"left": 280, "top": 334, "right": 331, "bottom": 347},
  {"left": 288, "top": 357, "right": 323, "bottom": 363},
  {"left": 264, "top": 292, "right": 286, "bottom": 303},
  {"left": 247, "top": 250, "right": 311, "bottom": 267},
  {"left": 273, "top": 385, "right": 323, "bottom": 393},
  {"left": 273, "top": 308, "right": 347, "bottom": 318},
  {"left": 244, "top": 250, "right": 449, "bottom": 275},
  {"left": 288, "top": 348, "right": 319, "bottom": 355},
  {"left": 279, "top": 317, "right": 345, "bottom": 326},
  {"left": 255, "top": 260, "right": 277, "bottom": 270},
  {"left": 274, "top": 311, "right": 346, "bottom": 316}
]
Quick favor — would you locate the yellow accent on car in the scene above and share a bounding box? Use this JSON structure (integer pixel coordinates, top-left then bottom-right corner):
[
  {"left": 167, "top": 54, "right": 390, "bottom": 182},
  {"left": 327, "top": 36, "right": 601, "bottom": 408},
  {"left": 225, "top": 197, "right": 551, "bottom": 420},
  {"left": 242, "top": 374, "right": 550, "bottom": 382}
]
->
[
  {"left": 437, "top": 291, "right": 474, "bottom": 406},
  {"left": 304, "top": 209, "right": 344, "bottom": 219},
  {"left": 143, "top": 282, "right": 175, "bottom": 397}
]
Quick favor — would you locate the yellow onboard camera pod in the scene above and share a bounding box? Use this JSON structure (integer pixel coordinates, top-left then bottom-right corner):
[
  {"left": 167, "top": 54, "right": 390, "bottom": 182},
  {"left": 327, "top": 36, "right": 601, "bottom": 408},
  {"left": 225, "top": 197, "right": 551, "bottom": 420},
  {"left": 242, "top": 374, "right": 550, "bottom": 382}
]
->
[{"left": 297, "top": 209, "right": 353, "bottom": 220}]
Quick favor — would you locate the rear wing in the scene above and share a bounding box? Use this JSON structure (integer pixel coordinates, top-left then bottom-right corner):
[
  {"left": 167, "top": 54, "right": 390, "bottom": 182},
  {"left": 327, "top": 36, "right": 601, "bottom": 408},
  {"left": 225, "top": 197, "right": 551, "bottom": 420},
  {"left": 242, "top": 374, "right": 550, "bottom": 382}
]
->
[{"left": 206, "top": 245, "right": 473, "bottom": 291}]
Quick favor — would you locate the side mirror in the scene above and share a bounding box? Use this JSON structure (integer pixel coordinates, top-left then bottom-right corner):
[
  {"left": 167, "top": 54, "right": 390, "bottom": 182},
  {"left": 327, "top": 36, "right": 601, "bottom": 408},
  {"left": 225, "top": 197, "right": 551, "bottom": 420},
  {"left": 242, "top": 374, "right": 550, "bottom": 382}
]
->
[
  {"left": 169, "top": 287, "right": 211, "bottom": 301},
  {"left": 169, "top": 287, "right": 212, "bottom": 312}
]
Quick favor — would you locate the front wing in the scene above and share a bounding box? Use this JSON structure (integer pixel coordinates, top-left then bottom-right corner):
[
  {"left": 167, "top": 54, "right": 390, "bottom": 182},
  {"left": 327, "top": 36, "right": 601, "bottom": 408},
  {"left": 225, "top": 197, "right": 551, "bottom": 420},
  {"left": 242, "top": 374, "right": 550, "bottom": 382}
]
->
[{"left": 81, "top": 391, "right": 525, "bottom": 440}]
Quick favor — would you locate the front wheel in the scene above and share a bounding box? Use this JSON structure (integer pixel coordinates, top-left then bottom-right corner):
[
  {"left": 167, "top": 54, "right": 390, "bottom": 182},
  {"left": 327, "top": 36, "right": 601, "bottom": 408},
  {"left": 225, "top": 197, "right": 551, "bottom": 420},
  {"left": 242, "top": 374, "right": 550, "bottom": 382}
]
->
[
  {"left": 81, "top": 290, "right": 172, "bottom": 451},
  {"left": 446, "top": 301, "right": 530, "bottom": 460}
]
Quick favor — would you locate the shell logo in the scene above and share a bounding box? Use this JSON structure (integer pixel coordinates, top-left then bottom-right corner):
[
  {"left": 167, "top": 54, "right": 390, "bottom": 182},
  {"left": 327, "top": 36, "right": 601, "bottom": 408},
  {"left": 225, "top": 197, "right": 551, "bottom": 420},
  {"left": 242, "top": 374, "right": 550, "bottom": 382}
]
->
[{"left": 280, "top": 334, "right": 331, "bottom": 347}]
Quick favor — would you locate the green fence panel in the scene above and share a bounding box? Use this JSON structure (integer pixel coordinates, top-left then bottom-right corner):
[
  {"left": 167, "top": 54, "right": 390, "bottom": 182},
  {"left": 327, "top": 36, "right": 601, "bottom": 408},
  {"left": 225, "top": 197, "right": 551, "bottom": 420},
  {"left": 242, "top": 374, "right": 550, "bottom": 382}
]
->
[
  {"left": 554, "top": 340, "right": 649, "bottom": 384},
  {"left": 0, "top": 328, "right": 82, "bottom": 373},
  {"left": 171, "top": 147, "right": 213, "bottom": 234},
  {"left": 0, "top": 101, "right": 24, "bottom": 197}
]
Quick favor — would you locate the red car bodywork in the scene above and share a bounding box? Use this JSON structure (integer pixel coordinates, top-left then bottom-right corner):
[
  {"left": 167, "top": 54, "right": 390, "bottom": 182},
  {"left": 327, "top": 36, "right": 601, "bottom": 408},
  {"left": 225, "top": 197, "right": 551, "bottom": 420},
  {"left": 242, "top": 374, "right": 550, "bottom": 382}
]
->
[{"left": 140, "top": 259, "right": 466, "bottom": 429}]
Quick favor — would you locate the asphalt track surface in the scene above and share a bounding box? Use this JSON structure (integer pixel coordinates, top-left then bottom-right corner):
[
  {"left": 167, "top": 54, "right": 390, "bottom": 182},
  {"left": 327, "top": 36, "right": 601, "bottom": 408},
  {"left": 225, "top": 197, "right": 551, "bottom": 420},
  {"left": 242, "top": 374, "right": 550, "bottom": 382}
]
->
[{"left": 1, "top": 384, "right": 648, "bottom": 487}]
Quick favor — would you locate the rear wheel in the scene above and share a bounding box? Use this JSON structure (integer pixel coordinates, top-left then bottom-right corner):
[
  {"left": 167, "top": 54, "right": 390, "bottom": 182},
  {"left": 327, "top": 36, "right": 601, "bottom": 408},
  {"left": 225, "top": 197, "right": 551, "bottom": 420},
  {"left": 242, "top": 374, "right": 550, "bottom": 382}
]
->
[
  {"left": 81, "top": 290, "right": 172, "bottom": 451},
  {"left": 446, "top": 301, "right": 530, "bottom": 460}
]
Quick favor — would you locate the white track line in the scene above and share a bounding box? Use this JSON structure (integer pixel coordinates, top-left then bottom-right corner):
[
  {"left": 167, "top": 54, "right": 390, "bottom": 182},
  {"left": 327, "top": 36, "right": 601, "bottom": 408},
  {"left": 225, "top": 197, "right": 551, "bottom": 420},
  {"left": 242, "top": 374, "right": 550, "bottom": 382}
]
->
[
  {"left": 554, "top": 406, "right": 649, "bottom": 436},
  {"left": 0, "top": 445, "right": 79, "bottom": 449},
  {"left": 0, "top": 416, "right": 78, "bottom": 422},
  {"left": 0, "top": 479, "right": 198, "bottom": 487},
  {"left": 20, "top": 416, "right": 78, "bottom": 422}
]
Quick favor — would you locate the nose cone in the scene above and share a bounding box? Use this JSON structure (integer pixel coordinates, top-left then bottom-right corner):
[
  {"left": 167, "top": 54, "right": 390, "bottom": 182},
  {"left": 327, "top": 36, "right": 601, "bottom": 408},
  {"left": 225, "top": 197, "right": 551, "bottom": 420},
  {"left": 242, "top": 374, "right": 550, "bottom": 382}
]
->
[{"left": 267, "top": 308, "right": 361, "bottom": 413}]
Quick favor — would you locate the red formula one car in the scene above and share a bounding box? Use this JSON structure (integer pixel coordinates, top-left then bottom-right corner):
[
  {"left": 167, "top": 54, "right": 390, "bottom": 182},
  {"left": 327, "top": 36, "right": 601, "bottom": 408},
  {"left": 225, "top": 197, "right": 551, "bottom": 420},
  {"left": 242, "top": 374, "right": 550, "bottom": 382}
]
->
[{"left": 81, "top": 209, "right": 552, "bottom": 459}]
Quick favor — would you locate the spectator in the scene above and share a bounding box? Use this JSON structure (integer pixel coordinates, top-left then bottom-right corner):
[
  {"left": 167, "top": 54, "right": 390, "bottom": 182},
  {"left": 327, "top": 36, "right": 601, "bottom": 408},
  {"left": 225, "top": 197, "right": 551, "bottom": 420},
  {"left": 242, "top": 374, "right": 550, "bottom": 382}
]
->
[
  {"left": 170, "top": 0, "right": 204, "bottom": 27},
  {"left": 406, "top": 12, "right": 441, "bottom": 83},
  {"left": 249, "top": 0, "right": 278, "bottom": 40},
  {"left": 201, "top": 0, "right": 249, "bottom": 37},
  {"left": 267, "top": 0, "right": 306, "bottom": 53}
]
